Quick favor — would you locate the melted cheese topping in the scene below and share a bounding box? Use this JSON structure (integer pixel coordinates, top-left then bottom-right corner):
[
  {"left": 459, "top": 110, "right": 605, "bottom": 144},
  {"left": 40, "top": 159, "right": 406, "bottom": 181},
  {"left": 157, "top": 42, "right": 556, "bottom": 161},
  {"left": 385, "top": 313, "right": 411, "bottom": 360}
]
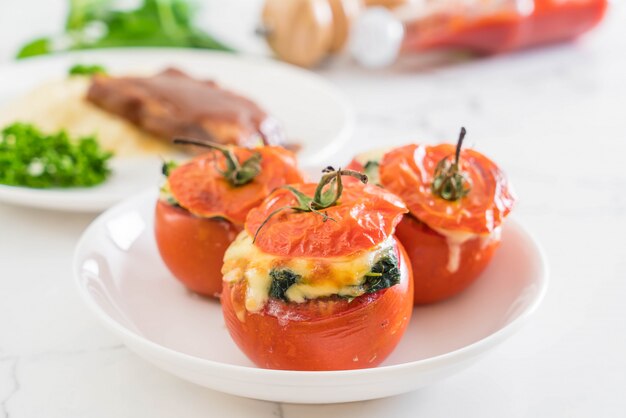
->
[
  {"left": 222, "top": 231, "right": 395, "bottom": 312},
  {"left": 432, "top": 226, "right": 501, "bottom": 273}
]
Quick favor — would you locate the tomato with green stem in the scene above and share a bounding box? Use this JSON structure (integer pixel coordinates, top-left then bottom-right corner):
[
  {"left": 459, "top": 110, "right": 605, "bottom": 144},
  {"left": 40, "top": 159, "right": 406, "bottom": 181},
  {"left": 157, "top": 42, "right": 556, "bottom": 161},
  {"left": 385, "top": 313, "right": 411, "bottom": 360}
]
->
[
  {"left": 348, "top": 128, "right": 515, "bottom": 304},
  {"left": 155, "top": 140, "right": 303, "bottom": 297},
  {"left": 222, "top": 169, "right": 412, "bottom": 370}
]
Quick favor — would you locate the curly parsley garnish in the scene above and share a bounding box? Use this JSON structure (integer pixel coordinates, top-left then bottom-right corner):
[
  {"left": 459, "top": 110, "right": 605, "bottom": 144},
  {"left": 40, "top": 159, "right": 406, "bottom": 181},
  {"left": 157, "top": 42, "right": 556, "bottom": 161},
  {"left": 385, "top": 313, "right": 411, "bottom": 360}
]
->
[{"left": 0, "top": 123, "right": 113, "bottom": 188}]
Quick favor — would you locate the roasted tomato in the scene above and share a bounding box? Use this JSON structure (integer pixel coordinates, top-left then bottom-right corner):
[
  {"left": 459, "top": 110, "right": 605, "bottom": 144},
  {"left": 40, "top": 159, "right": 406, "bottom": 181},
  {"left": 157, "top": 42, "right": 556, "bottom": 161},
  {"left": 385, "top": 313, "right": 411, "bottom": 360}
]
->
[
  {"left": 155, "top": 201, "right": 241, "bottom": 296},
  {"left": 394, "top": 214, "right": 500, "bottom": 303},
  {"left": 350, "top": 129, "right": 515, "bottom": 304},
  {"left": 155, "top": 144, "right": 303, "bottom": 297},
  {"left": 221, "top": 169, "right": 412, "bottom": 370}
]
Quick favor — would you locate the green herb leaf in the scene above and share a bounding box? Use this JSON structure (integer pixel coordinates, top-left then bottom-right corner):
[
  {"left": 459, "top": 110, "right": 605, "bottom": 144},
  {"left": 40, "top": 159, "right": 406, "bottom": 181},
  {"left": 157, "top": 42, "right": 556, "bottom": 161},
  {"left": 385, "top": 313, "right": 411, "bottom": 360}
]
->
[
  {"left": 0, "top": 123, "right": 113, "bottom": 188},
  {"left": 69, "top": 63, "right": 107, "bottom": 76},
  {"left": 16, "top": 38, "right": 52, "bottom": 59},
  {"left": 16, "top": 0, "right": 233, "bottom": 59},
  {"left": 161, "top": 160, "right": 179, "bottom": 177}
]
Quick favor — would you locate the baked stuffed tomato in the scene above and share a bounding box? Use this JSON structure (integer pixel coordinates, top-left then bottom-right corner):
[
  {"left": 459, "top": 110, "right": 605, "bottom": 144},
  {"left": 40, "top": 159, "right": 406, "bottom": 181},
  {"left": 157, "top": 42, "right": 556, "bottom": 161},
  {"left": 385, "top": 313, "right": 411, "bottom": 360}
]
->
[
  {"left": 156, "top": 139, "right": 303, "bottom": 297},
  {"left": 221, "top": 168, "right": 413, "bottom": 371},
  {"left": 348, "top": 128, "right": 515, "bottom": 304}
]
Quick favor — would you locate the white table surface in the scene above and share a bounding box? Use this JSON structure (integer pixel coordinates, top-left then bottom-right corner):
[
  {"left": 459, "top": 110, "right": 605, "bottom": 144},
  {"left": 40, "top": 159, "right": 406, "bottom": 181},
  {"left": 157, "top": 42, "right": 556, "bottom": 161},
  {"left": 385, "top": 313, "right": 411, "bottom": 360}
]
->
[{"left": 1, "top": 2, "right": 626, "bottom": 417}]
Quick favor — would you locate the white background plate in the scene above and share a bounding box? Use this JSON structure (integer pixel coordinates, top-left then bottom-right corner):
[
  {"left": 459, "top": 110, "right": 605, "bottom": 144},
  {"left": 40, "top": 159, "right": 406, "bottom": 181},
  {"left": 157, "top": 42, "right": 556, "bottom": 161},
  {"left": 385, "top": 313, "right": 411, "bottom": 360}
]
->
[
  {"left": 73, "top": 189, "right": 548, "bottom": 404},
  {"left": 0, "top": 48, "right": 354, "bottom": 212}
]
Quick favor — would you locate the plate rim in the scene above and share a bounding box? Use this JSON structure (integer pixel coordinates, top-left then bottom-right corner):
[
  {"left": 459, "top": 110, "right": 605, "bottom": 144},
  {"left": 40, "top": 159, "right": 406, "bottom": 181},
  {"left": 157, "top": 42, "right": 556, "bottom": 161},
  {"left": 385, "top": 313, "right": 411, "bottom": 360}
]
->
[
  {"left": 0, "top": 48, "right": 355, "bottom": 211},
  {"left": 72, "top": 188, "right": 549, "bottom": 381}
]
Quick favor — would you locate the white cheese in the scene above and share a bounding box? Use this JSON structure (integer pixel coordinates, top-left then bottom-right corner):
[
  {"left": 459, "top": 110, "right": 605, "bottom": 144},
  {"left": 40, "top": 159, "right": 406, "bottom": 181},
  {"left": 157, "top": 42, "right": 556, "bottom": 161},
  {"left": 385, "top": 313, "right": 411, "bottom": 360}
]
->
[
  {"left": 481, "top": 226, "right": 501, "bottom": 249},
  {"left": 431, "top": 227, "right": 475, "bottom": 273},
  {"left": 243, "top": 267, "right": 272, "bottom": 312},
  {"left": 432, "top": 227, "right": 500, "bottom": 273}
]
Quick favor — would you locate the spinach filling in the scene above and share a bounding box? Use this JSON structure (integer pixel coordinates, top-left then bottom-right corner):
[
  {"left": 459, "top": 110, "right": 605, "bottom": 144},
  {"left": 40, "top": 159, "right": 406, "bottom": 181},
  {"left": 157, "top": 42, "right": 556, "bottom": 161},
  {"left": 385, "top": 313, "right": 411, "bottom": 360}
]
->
[
  {"left": 268, "top": 269, "right": 301, "bottom": 301},
  {"left": 267, "top": 251, "right": 400, "bottom": 302},
  {"left": 362, "top": 253, "right": 401, "bottom": 293},
  {"left": 161, "top": 161, "right": 178, "bottom": 177},
  {"left": 160, "top": 161, "right": 181, "bottom": 207}
]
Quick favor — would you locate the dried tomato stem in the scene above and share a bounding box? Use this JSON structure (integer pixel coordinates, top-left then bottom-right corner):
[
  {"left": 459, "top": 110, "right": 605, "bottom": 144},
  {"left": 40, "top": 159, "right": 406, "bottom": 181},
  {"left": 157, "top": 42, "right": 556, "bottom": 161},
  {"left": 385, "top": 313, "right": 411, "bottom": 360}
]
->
[
  {"left": 313, "top": 167, "right": 367, "bottom": 209},
  {"left": 431, "top": 127, "right": 471, "bottom": 202},
  {"left": 173, "top": 138, "right": 261, "bottom": 187},
  {"left": 455, "top": 127, "right": 466, "bottom": 166},
  {"left": 253, "top": 167, "right": 368, "bottom": 242}
]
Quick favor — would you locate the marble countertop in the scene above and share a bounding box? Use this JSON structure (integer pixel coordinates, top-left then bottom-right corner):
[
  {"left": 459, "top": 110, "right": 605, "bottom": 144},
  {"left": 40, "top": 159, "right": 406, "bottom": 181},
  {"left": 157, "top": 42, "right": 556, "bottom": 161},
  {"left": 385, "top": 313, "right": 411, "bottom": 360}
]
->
[{"left": 1, "top": 2, "right": 625, "bottom": 417}]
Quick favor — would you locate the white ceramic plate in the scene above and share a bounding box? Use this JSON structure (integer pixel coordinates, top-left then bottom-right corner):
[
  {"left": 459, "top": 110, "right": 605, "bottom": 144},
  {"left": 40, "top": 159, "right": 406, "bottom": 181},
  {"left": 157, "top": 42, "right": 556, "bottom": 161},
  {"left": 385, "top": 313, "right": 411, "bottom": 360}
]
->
[
  {"left": 73, "top": 189, "right": 547, "bottom": 404},
  {"left": 0, "top": 49, "right": 354, "bottom": 212}
]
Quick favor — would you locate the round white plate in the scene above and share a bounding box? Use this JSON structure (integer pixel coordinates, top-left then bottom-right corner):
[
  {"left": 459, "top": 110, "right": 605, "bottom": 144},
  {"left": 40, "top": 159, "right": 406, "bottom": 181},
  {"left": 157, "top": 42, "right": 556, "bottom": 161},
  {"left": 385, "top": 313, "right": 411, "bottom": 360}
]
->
[
  {"left": 0, "top": 48, "right": 354, "bottom": 212},
  {"left": 73, "top": 189, "right": 548, "bottom": 404}
]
